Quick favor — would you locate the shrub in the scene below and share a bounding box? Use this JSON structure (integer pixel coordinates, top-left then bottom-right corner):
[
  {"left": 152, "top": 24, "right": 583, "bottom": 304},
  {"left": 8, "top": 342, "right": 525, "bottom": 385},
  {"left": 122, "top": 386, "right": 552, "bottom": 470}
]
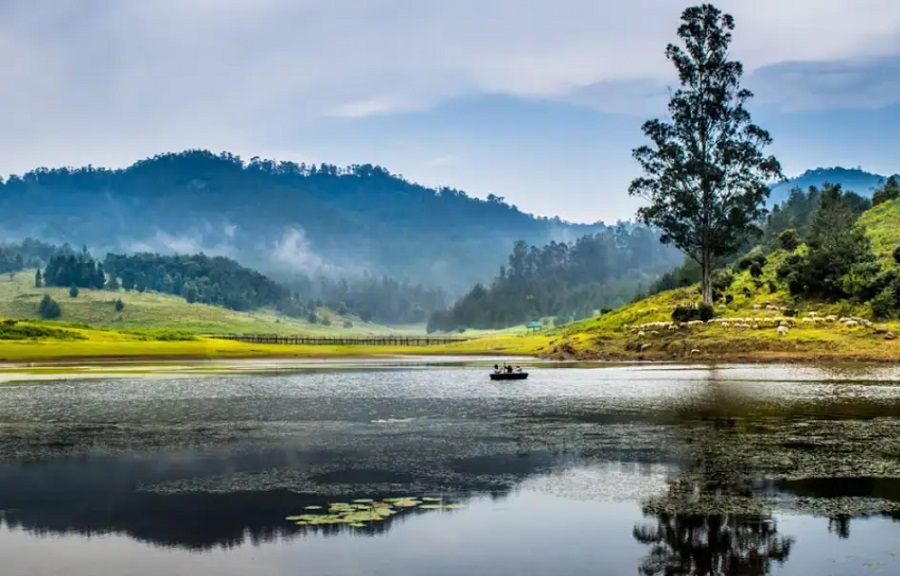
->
[
  {"left": 710, "top": 269, "right": 735, "bottom": 300},
  {"left": 894, "top": 246, "right": 900, "bottom": 266},
  {"left": 38, "top": 295, "right": 62, "bottom": 319},
  {"left": 321, "top": 317, "right": 332, "bottom": 326},
  {"left": 307, "top": 311, "right": 317, "bottom": 324},
  {"left": 672, "top": 304, "right": 714, "bottom": 323},
  {"left": 767, "top": 280, "right": 778, "bottom": 293},
  {"left": 69, "top": 285, "right": 79, "bottom": 298},
  {"left": 115, "top": 298, "right": 125, "bottom": 312},
  {"left": 871, "top": 289, "right": 897, "bottom": 319},
  {"left": 784, "top": 307, "right": 798, "bottom": 317},
  {"left": 778, "top": 229, "right": 801, "bottom": 251}
]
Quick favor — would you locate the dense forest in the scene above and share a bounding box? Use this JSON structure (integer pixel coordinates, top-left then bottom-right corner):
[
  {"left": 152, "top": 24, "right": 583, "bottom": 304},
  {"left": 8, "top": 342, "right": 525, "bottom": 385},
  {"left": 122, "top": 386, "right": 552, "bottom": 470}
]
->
[
  {"left": 426, "top": 224, "right": 681, "bottom": 331},
  {"left": 37, "top": 250, "right": 308, "bottom": 317},
  {"left": 0, "top": 150, "right": 606, "bottom": 293}
]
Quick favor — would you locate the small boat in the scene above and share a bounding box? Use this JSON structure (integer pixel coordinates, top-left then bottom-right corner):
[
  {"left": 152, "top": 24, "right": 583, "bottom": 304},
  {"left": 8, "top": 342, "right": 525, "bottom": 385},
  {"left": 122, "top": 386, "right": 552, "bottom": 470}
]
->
[{"left": 490, "top": 372, "right": 528, "bottom": 380}]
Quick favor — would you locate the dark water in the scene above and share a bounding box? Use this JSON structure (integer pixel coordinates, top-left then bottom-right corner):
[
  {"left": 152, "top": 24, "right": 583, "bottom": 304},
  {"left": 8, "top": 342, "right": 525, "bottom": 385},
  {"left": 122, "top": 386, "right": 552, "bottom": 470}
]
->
[{"left": 2, "top": 361, "right": 900, "bottom": 575}]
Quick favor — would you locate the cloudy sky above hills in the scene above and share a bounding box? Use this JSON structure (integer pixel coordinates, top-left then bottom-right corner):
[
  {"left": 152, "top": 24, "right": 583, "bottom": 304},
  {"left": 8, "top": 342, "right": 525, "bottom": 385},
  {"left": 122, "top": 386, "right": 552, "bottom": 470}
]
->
[{"left": 3, "top": 0, "right": 900, "bottom": 222}]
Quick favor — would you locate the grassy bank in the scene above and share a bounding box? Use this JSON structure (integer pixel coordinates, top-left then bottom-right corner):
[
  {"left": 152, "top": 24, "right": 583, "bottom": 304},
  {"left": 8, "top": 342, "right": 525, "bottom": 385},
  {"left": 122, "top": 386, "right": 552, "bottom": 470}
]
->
[
  {"left": 0, "top": 316, "right": 547, "bottom": 363},
  {"left": 0, "top": 274, "right": 422, "bottom": 336}
]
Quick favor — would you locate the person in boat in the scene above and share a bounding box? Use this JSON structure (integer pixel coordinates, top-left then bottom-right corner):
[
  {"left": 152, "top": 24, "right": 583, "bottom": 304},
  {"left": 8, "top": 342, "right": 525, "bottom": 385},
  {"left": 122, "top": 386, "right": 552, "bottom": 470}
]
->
[
  {"left": 493, "top": 364, "right": 500, "bottom": 374},
  {"left": 515, "top": 366, "right": 523, "bottom": 373}
]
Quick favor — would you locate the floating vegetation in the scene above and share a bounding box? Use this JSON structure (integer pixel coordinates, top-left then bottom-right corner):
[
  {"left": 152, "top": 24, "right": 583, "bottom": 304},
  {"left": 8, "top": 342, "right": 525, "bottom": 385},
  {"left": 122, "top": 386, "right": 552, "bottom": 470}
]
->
[{"left": 285, "top": 495, "right": 467, "bottom": 529}]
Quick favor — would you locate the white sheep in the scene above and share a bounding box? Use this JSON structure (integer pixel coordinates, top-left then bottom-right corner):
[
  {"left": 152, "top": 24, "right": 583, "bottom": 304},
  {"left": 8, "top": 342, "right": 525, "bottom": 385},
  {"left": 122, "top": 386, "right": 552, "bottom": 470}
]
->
[{"left": 777, "top": 325, "right": 789, "bottom": 337}]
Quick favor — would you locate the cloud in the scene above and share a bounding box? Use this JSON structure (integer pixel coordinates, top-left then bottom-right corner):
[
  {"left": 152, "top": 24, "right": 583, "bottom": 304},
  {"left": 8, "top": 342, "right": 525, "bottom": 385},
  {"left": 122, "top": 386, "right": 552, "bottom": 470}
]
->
[
  {"left": 270, "top": 227, "right": 328, "bottom": 273},
  {"left": 1, "top": 0, "right": 900, "bottom": 222},
  {"left": 747, "top": 55, "right": 900, "bottom": 111},
  {"left": 124, "top": 230, "right": 236, "bottom": 257}
]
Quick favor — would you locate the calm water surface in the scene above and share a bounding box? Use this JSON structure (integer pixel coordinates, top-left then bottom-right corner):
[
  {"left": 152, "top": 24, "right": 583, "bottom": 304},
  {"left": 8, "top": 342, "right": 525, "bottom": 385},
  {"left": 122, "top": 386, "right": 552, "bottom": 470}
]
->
[{"left": 2, "top": 361, "right": 900, "bottom": 575}]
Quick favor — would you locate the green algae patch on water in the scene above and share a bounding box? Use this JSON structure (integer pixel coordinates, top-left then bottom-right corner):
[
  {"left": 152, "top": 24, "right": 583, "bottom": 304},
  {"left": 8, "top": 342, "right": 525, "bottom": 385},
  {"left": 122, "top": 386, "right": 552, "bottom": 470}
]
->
[{"left": 285, "top": 495, "right": 466, "bottom": 529}]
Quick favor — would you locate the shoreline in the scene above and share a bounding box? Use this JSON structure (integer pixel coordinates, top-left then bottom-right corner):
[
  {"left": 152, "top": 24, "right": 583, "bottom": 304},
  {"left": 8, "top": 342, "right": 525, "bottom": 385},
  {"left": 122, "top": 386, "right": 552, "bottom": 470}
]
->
[{"left": 2, "top": 347, "right": 900, "bottom": 369}]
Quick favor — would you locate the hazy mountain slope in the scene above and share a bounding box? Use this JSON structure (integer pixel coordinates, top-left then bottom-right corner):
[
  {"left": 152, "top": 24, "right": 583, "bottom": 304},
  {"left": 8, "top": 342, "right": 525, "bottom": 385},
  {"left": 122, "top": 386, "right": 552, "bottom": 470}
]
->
[
  {"left": 0, "top": 150, "right": 606, "bottom": 294},
  {"left": 768, "top": 167, "right": 894, "bottom": 206}
]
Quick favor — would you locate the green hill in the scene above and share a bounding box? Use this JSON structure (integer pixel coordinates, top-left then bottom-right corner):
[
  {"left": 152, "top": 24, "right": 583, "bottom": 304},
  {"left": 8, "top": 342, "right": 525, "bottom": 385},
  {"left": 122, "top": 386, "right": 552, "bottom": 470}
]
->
[
  {"left": 859, "top": 197, "right": 900, "bottom": 262},
  {"left": 462, "top": 196, "right": 900, "bottom": 362},
  {"left": 0, "top": 150, "right": 610, "bottom": 295},
  {"left": 0, "top": 274, "right": 420, "bottom": 336}
]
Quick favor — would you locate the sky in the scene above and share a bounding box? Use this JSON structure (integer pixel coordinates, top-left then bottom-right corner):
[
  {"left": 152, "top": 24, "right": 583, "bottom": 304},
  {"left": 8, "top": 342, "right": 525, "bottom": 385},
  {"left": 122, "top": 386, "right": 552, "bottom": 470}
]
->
[{"left": 2, "top": 0, "right": 900, "bottom": 224}]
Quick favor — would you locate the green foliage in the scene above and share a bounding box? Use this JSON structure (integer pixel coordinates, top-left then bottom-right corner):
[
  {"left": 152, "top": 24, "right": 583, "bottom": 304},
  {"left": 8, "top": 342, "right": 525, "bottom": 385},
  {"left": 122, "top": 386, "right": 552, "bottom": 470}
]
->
[
  {"left": 34, "top": 269, "right": 42, "bottom": 288},
  {"left": 38, "top": 294, "right": 62, "bottom": 319},
  {"left": 105, "top": 252, "right": 306, "bottom": 316},
  {"left": 777, "top": 184, "right": 877, "bottom": 300},
  {"left": 871, "top": 288, "right": 897, "bottom": 319},
  {"left": 894, "top": 246, "right": 900, "bottom": 265},
  {"left": 0, "top": 320, "right": 84, "bottom": 340},
  {"left": 43, "top": 251, "right": 106, "bottom": 290},
  {"left": 711, "top": 269, "right": 735, "bottom": 301},
  {"left": 628, "top": 4, "right": 781, "bottom": 305},
  {"left": 69, "top": 285, "right": 79, "bottom": 298},
  {"left": 307, "top": 311, "right": 317, "bottom": 324},
  {"left": 427, "top": 226, "right": 679, "bottom": 331},
  {"left": 872, "top": 175, "right": 900, "bottom": 206},
  {"left": 342, "top": 320, "right": 353, "bottom": 329},
  {"left": 115, "top": 298, "right": 125, "bottom": 312},
  {"left": 778, "top": 229, "right": 800, "bottom": 251}
]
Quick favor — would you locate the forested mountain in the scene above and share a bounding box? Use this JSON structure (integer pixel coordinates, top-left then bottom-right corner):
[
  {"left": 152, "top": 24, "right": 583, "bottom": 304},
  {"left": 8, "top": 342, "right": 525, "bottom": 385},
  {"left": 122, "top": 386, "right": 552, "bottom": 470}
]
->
[
  {"left": 427, "top": 224, "right": 682, "bottom": 331},
  {"left": 0, "top": 150, "right": 606, "bottom": 294},
  {"left": 768, "top": 167, "right": 895, "bottom": 207}
]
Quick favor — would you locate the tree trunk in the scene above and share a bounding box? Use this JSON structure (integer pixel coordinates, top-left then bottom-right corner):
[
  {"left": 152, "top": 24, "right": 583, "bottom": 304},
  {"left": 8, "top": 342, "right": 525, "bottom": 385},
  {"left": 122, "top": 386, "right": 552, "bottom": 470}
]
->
[{"left": 701, "top": 252, "right": 713, "bottom": 307}]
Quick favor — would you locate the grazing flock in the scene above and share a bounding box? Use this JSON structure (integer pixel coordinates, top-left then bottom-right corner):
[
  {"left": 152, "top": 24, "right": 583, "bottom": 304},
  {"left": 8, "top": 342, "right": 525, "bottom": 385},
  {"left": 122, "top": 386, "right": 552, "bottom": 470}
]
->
[{"left": 624, "top": 304, "right": 884, "bottom": 340}]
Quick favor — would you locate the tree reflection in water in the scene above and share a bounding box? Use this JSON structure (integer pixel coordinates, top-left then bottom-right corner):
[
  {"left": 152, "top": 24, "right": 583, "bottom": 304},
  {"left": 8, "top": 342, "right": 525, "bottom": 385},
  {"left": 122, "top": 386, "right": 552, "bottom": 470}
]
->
[
  {"left": 633, "top": 511, "right": 792, "bottom": 575},
  {"left": 632, "top": 380, "right": 795, "bottom": 576}
]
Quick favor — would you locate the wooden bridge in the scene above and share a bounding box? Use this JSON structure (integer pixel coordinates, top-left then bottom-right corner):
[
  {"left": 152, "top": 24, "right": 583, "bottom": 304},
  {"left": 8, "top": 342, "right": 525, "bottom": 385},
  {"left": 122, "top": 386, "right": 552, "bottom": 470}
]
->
[{"left": 208, "top": 334, "right": 472, "bottom": 346}]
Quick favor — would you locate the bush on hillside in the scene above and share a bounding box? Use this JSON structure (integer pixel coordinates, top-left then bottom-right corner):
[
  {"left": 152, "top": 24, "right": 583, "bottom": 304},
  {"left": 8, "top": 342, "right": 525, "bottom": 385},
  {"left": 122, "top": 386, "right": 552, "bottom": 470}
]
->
[
  {"left": 778, "top": 229, "right": 801, "bottom": 251},
  {"left": 894, "top": 246, "right": 900, "bottom": 265},
  {"left": 69, "top": 285, "right": 79, "bottom": 298},
  {"left": 38, "top": 295, "right": 61, "bottom": 319},
  {"left": 115, "top": 298, "right": 125, "bottom": 312},
  {"left": 871, "top": 288, "right": 898, "bottom": 319},
  {"left": 671, "top": 304, "right": 714, "bottom": 323},
  {"left": 710, "top": 269, "right": 735, "bottom": 301}
]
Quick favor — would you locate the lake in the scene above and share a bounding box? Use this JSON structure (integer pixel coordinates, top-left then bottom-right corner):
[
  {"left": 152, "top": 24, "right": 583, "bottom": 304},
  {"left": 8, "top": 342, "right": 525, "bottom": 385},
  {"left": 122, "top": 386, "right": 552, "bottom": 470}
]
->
[{"left": 2, "top": 359, "right": 900, "bottom": 575}]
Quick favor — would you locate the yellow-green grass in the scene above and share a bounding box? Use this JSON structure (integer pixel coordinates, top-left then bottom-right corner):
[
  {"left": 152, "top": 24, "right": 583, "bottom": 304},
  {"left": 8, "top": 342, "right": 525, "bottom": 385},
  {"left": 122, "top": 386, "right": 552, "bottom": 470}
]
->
[
  {"left": 0, "top": 274, "right": 420, "bottom": 336},
  {"left": 531, "top": 248, "right": 900, "bottom": 363},
  {"left": 859, "top": 197, "right": 900, "bottom": 262}
]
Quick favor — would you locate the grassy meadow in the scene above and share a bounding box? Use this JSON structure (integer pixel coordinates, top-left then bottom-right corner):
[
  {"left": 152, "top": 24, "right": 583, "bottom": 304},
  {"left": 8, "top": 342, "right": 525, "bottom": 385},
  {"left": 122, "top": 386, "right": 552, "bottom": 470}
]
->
[{"left": 0, "top": 273, "right": 425, "bottom": 336}]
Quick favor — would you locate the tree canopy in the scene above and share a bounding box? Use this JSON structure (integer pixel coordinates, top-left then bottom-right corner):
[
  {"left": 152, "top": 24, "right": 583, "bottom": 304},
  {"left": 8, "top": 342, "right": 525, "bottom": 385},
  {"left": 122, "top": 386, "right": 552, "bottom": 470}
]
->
[{"left": 628, "top": 3, "right": 782, "bottom": 305}]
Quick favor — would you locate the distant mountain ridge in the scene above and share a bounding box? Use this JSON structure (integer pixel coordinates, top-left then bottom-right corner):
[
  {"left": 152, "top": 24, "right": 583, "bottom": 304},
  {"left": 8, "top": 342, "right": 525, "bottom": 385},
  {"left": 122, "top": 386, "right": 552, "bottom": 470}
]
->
[
  {"left": 768, "top": 167, "right": 896, "bottom": 207},
  {"left": 0, "top": 150, "right": 609, "bottom": 294}
]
